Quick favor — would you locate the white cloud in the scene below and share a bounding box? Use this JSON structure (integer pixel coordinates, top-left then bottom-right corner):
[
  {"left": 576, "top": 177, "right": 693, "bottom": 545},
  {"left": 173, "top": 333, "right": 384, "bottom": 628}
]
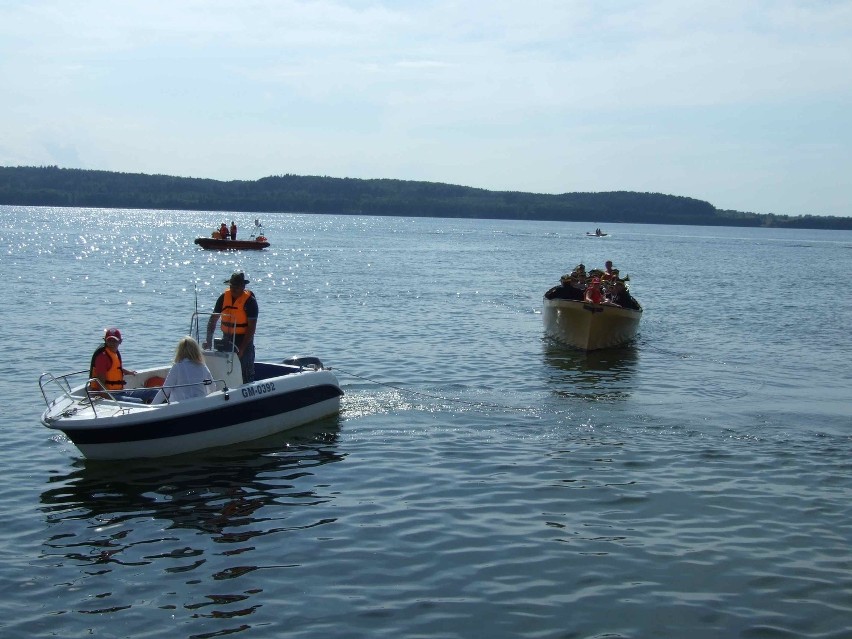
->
[{"left": 0, "top": 0, "right": 850, "bottom": 215}]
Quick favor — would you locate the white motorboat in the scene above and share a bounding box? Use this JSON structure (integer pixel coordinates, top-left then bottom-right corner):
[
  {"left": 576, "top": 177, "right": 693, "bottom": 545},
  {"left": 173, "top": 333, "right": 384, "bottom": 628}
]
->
[
  {"left": 38, "top": 315, "right": 343, "bottom": 460},
  {"left": 543, "top": 284, "right": 642, "bottom": 351}
]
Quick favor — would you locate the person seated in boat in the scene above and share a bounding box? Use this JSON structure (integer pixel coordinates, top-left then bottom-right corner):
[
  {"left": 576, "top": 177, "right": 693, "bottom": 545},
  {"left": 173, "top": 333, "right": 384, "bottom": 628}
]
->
[
  {"left": 89, "top": 327, "right": 142, "bottom": 402},
  {"left": 603, "top": 267, "right": 621, "bottom": 288},
  {"left": 601, "top": 260, "right": 616, "bottom": 281},
  {"left": 544, "top": 283, "right": 563, "bottom": 300},
  {"left": 219, "top": 222, "right": 229, "bottom": 240},
  {"left": 584, "top": 277, "right": 605, "bottom": 304},
  {"left": 564, "top": 264, "right": 588, "bottom": 299},
  {"left": 610, "top": 277, "right": 639, "bottom": 310},
  {"left": 549, "top": 275, "right": 580, "bottom": 301},
  {"left": 152, "top": 337, "right": 214, "bottom": 404},
  {"left": 607, "top": 277, "right": 628, "bottom": 306},
  {"left": 547, "top": 264, "right": 586, "bottom": 300}
]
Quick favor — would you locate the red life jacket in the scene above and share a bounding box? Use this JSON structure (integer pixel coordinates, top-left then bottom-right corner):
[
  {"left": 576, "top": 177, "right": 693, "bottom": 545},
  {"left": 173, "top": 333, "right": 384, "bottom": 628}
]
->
[{"left": 586, "top": 287, "right": 604, "bottom": 304}]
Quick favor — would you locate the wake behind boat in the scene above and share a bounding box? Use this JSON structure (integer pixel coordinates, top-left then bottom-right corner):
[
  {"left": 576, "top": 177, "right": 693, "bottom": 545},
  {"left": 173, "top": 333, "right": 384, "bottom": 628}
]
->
[
  {"left": 38, "top": 313, "right": 342, "bottom": 460},
  {"left": 543, "top": 263, "right": 642, "bottom": 350}
]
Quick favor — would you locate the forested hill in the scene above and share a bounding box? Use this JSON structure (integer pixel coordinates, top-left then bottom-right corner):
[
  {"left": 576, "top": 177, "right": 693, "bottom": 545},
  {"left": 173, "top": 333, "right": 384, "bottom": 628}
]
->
[{"left": 1, "top": 165, "right": 849, "bottom": 230}]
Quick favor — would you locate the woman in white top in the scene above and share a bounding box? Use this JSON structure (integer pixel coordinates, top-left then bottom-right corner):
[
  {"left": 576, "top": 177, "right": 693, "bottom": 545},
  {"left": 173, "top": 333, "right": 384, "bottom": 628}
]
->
[{"left": 152, "top": 337, "right": 214, "bottom": 404}]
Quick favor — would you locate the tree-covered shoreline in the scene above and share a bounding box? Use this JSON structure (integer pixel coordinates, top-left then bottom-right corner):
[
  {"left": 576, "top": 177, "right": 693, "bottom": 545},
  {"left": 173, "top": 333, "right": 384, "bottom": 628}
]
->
[{"left": 1, "top": 165, "right": 849, "bottom": 229}]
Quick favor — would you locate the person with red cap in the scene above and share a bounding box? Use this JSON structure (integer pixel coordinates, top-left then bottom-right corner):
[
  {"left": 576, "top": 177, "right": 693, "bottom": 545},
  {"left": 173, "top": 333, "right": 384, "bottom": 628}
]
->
[
  {"left": 584, "top": 278, "right": 605, "bottom": 304},
  {"left": 89, "top": 328, "right": 139, "bottom": 400}
]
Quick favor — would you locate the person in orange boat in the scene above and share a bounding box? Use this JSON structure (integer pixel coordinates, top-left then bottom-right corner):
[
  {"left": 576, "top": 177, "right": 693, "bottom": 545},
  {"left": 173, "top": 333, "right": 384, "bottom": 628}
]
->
[{"left": 585, "top": 277, "right": 605, "bottom": 304}]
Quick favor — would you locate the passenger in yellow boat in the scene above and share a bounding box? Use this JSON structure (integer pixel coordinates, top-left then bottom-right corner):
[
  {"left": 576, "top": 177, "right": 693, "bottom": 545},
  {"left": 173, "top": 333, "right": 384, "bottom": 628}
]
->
[
  {"left": 546, "top": 264, "right": 583, "bottom": 301},
  {"left": 572, "top": 263, "right": 587, "bottom": 281},
  {"left": 585, "top": 278, "right": 605, "bottom": 304},
  {"left": 608, "top": 278, "right": 626, "bottom": 306},
  {"left": 152, "top": 337, "right": 214, "bottom": 404},
  {"left": 551, "top": 275, "right": 580, "bottom": 300},
  {"left": 567, "top": 264, "right": 588, "bottom": 299},
  {"left": 609, "top": 277, "right": 639, "bottom": 310},
  {"left": 602, "top": 260, "right": 616, "bottom": 282}
]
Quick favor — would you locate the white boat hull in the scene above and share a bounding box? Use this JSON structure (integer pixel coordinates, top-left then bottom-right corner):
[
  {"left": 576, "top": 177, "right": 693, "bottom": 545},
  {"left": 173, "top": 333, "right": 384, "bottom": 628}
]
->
[
  {"left": 543, "top": 297, "right": 642, "bottom": 350},
  {"left": 71, "top": 394, "right": 340, "bottom": 460},
  {"left": 40, "top": 358, "right": 343, "bottom": 460}
]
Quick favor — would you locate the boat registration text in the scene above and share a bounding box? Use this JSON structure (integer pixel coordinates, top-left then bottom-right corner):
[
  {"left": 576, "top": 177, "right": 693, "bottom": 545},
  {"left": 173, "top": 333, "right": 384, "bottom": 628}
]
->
[{"left": 242, "top": 382, "right": 276, "bottom": 398}]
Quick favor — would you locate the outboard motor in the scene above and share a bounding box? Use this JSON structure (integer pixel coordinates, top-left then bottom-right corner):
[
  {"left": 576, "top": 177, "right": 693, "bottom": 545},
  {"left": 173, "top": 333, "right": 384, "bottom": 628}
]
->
[{"left": 283, "top": 356, "right": 324, "bottom": 371}]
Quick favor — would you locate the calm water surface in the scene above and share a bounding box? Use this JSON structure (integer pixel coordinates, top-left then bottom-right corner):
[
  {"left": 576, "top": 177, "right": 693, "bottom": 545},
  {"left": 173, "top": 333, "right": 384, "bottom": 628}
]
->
[{"left": 1, "top": 206, "right": 851, "bottom": 638}]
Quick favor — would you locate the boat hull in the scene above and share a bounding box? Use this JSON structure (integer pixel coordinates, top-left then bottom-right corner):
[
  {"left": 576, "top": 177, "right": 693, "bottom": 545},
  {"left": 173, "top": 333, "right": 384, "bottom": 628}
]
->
[
  {"left": 543, "top": 297, "right": 641, "bottom": 350},
  {"left": 194, "top": 237, "right": 269, "bottom": 250},
  {"left": 42, "top": 366, "right": 342, "bottom": 460}
]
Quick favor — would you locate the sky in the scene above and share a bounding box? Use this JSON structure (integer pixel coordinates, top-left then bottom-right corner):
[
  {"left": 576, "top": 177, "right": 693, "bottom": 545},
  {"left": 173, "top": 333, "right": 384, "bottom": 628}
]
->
[{"left": 1, "top": 1, "right": 851, "bottom": 217}]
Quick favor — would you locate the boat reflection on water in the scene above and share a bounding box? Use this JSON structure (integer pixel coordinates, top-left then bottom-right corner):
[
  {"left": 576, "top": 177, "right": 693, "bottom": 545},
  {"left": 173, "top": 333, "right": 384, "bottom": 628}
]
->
[
  {"left": 40, "top": 419, "right": 343, "bottom": 540},
  {"left": 36, "top": 419, "right": 343, "bottom": 629},
  {"left": 542, "top": 341, "right": 639, "bottom": 401}
]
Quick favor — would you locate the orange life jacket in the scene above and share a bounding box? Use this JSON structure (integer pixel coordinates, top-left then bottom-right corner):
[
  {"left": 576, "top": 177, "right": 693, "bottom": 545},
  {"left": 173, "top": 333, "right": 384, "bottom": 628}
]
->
[
  {"left": 89, "top": 346, "right": 125, "bottom": 391},
  {"left": 221, "top": 289, "right": 253, "bottom": 336}
]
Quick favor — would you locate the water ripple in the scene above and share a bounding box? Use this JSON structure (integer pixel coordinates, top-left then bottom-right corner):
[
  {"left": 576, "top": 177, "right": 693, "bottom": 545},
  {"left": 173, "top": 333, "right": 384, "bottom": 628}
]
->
[{"left": 3, "top": 209, "right": 852, "bottom": 638}]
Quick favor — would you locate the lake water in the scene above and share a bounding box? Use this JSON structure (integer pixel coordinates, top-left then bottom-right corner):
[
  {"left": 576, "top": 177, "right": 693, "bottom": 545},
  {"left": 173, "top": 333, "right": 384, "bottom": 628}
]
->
[{"left": 2, "top": 205, "right": 851, "bottom": 639}]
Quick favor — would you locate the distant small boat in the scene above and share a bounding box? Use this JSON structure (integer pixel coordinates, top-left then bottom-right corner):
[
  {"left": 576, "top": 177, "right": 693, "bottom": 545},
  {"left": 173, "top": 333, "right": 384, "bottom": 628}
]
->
[
  {"left": 195, "top": 236, "right": 269, "bottom": 250},
  {"left": 586, "top": 231, "right": 608, "bottom": 237}
]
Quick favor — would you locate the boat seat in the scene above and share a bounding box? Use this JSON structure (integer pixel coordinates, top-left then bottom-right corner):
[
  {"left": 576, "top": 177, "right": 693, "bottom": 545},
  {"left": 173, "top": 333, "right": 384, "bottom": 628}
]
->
[
  {"left": 203, "top": 351, "right": 243, "bottom": 390},
  {"left": 144, "top": 376, "right": 166, "bottom": 388}
]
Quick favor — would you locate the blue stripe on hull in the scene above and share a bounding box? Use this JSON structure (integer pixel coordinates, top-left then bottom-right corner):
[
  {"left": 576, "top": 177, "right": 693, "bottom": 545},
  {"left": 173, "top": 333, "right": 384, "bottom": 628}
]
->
[{"left": 63, "top": 384, "right": 343, "bottom": 445}]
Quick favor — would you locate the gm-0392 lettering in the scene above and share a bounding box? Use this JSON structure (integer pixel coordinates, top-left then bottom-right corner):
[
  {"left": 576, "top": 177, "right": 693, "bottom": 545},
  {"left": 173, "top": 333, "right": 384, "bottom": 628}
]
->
[{"left": 242, "top": 382, "right": 276, "bottom": 398}]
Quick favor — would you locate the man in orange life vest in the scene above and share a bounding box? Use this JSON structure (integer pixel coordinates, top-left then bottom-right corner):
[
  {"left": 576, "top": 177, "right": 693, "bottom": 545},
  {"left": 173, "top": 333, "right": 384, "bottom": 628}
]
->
[
  {"left": 203, "top": 271, "right": 259, "bottom": 382},
  {"left": 89, "top": 328, "right": 139, "bottom": 399}
]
